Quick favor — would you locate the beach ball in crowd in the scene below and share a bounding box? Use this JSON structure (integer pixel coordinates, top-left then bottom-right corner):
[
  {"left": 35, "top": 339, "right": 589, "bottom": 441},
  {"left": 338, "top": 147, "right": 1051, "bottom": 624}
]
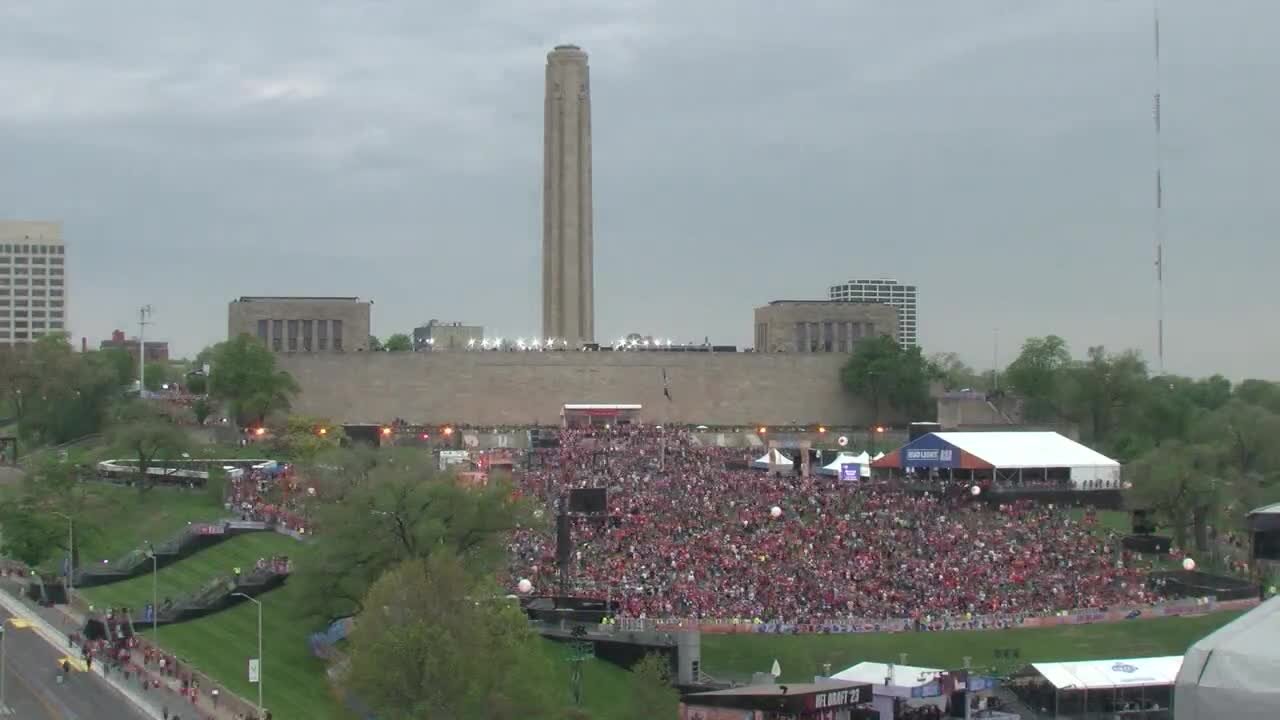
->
[
  {"left": 970, "top": 485, "right": 982, "bottom": 496},
  {"left": 770, "top": 506, "right": 783, "bottom": 519},
  {"left": 517, "top": 578, "right": 534, "bottom": 594},
  {"left": 1182, "top": 558, "right": 1196, "bottom": 572}
]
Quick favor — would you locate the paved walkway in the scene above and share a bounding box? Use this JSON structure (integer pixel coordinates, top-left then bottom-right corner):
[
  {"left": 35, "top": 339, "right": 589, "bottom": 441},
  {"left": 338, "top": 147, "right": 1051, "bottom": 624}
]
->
[{"left": 0, "top": 581, "right": 256, "bottom": 720}]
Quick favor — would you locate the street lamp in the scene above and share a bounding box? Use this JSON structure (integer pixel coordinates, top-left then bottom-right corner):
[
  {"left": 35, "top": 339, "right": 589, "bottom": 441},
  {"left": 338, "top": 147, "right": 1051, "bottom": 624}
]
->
[
  {"left": 145, "top": 543, "right": 158, "bottom": 641},
  {"left": 51, "top": 512, "right": 74, "bottom": 594},
  {"left": 231, "top": 592, "right": 264, "bottom": 716},
  {"left": 1, "top": 621, "right": 8, "bottom": 714}
]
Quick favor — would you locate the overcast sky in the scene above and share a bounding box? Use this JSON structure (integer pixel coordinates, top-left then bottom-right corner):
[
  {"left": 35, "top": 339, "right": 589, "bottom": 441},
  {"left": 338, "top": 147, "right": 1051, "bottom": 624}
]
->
[{"left": 1, "top": 0, "right": 1274, "bottom": 379}]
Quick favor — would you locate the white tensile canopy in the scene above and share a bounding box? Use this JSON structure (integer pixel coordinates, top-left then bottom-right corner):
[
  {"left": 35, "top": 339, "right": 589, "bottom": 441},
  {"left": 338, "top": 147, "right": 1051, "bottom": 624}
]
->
[
  {"left": 1175, "top": 595, "right": 1280, "bottom": 720},
  {"left": 751, "top": 449, "right": 793, "bottom": 468}
]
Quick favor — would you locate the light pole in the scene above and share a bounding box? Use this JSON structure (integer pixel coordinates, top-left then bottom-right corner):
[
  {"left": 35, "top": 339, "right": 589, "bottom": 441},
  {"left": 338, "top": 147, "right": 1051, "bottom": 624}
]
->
[
  {"left": 52, "top": 512, "right": 74, "bottom": 594},
  {"left": 138, "top": 305, "right": 153, "bottom": 394},
  {"left": 1, "top": 622, "right": 7, "bottom": 714},
  {"left": 145, "top": 543, "right": 158, "bottom": 641},
  {"left": 231, "top": 592, "right": 263, "bottom": 716}
]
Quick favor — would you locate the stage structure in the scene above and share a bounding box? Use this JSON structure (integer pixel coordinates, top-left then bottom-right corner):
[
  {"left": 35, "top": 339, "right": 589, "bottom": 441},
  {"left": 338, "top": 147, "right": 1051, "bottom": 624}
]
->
[{"left": 561, "top": 403, "right": 641, "bottom": 428}]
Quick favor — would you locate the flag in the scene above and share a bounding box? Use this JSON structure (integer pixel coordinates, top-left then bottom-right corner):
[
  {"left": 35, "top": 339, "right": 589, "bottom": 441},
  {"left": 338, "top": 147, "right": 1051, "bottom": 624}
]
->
[{"left": 662, "top": 369, "right": 672, "bottom": 401}]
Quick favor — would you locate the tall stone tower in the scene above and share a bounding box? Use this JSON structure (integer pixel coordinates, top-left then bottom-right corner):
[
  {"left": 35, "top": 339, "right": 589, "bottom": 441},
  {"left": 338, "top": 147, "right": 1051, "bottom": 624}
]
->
[{"left": 542, "top": 45, "right": 595, "bottom": 346}]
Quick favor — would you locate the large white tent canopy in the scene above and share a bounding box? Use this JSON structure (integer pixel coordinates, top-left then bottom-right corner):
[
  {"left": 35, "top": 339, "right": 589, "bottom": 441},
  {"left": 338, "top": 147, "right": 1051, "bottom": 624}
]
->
[
  {"left": 1031, "top": 657, "right": 1182, "bottom": 691},
  {"left": 934, "top": 432, "right": 1117, "bottom": 471},
  {"left": 875, "top": 431, "right": 1121, "bottom": 488},
  {"left": 1175, "top": 595, "right": 1280, "bottom": 720}
]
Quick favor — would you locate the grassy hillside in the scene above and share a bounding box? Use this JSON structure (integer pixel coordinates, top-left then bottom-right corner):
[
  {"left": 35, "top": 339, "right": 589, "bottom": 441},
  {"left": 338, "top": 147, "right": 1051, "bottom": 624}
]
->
[
  {"left": 61, "top": 484, "right": 228, "bottom": 569},
  {"left": 79, "top": 532, "right": 303, "bottom": 611}
]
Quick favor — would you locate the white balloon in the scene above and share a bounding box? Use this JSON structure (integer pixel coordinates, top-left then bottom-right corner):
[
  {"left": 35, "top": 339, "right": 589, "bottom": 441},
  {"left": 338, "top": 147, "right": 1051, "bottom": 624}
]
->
[
  {"left": 770, "top": 506, "right": 783, "bottom": 519},
  {"left": 1182, "top": 558, "right": 1196, "bottom": 572},
  {"left": 970, "top": 485, "right": 982, "bottom": 496},
  {"left": 517, "top": 578, "right": 533, "bottom": 594}
]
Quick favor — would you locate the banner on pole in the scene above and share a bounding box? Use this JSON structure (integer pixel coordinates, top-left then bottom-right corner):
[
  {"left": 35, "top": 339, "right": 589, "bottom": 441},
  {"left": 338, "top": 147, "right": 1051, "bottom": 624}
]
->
[{"left": 248, "top": 658, "right": 260, "bottom": 683}]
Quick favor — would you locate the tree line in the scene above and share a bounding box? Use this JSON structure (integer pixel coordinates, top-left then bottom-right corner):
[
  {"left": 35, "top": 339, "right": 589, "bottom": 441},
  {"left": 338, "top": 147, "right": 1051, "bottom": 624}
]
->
[{"left": 842, "top": 334, "right": 1280, "bottom": 552}]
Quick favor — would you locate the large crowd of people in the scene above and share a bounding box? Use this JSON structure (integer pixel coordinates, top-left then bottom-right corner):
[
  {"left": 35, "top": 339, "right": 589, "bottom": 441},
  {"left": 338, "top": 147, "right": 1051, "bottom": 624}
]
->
[{"left": 507, "top": 425, "right": 1156, "bottom": 623}]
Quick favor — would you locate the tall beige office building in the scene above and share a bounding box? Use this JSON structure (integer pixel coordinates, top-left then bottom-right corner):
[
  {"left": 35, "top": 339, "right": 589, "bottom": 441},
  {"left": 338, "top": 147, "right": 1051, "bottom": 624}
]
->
[
  {"left": 0, "top": 220, "right": 67, "bottom": 346},
  {"left": 542, "top": 44, "right": 595, "bottom": 346}
]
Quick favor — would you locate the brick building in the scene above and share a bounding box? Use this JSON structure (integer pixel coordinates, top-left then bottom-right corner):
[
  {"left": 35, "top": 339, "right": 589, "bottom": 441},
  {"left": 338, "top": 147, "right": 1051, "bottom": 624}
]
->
[{"left": 100, "top": 329, "right": 169, "bottom": 363}]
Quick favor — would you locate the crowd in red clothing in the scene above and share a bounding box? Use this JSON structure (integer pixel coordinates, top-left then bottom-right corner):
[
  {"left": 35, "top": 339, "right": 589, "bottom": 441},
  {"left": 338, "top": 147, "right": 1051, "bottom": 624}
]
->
[
  {"left": 226, "top": 463, "right": 309, "bottom": 533},
  {"left": 507, "top": 425, "right": 1156, "bottom": 623}
]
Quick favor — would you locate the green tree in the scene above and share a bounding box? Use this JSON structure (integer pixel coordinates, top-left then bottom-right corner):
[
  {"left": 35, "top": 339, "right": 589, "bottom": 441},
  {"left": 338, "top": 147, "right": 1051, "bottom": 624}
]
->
[
  {"left": 0, "top": 498, "right": 64, "bottom": 566},
  {"left": 268, "top": 415, "right": 346, "bottom": 463},
  {"left": 840, "top": 335, "right": 934, "bottom": 422},
  {"left": 1004, "top": 335, "right": 1073, "bottom": 421},
  {"left": 1063, "top": 346, "right": 1149, "bottom": 449},
  {"left": 293, "top": 449, "right": 532, "bottom": 624},
  {"left": 185, "top": 373, "right": 208, "bottom": 395},
  {"left": 626, "top": 654, "right": 679, "bottom": 720},
  {"left": 0, "top": 334, "right": 123, "bottom": 444},
  {"left": 207, "top": 335, "right": 300, "bottom": 426},
  {"left": 344, "top": 555, "right": 561, "bottom": 720},
  {"left": 383, "top": 333, "right": 413, "bottom": 352},
  {"left": 95, "top": 347, "right": 136, "bottom": 388},
  {"left": 107, "top": 402, "right": 191, "bottom": 493},
  {"left": 205, "top": 465, "right": 228, "bottom": 507},
  {"left": 143, "top": 361, "right": 171, "bottom": 391},
  {"left": 1129, "top": 440, "right": 1224, "bottom": 551},
  {"left": 928, "top": 352, "right": 988, "bottom": 392},
  {"left": 191, "top": 397, "right": 212, "bottom": 425}
]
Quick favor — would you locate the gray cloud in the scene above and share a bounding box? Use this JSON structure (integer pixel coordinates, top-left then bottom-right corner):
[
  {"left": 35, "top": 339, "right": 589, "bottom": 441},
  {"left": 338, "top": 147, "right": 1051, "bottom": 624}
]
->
[{"left": 1, "top": 0, "right": 1275, "bottom": 379}]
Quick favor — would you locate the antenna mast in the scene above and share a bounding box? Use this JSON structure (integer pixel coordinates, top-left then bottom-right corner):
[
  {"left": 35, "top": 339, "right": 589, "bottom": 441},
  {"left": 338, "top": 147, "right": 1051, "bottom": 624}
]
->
[{"left": 1153, "top": 2, "right": 1165, "bottom": 374}]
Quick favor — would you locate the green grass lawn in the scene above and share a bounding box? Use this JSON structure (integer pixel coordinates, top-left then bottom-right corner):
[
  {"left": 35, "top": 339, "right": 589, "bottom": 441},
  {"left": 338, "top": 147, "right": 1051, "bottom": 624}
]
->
[
  {"left": 81, "top": 532, "right": 337, "bottom": 720},
  {"left": 702, "top": 611, "right": 1242, "bottom": 682},
  {"left": 80, "top": 532, "right": 304, "bottom": 612},
  {"left": 544, "top": 639, "right": 654, "bottom": 720},
  {"left": 73, "top": 485, "right": 229, "bottom": 565},
  {"left": 1069, "top": 508, "right": 1132, "bottom": 535},
  {"left": 132, "top": 577, "right": 341, "bottom": 720}
]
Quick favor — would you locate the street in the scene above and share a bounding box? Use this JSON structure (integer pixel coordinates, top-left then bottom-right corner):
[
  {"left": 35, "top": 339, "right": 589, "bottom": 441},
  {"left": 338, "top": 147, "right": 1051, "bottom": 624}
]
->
[{"left": 0, "top": 606, "right": 152, "bottom": 720}]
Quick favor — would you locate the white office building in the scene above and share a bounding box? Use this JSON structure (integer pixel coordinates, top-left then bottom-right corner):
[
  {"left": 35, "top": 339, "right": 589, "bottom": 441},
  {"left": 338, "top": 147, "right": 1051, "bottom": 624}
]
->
[
  {"left": 0, "top": 221, "right": 67, "bottom": 345},
  {"left": 828, "top": 278, "right": 917, "bottom": 348}
]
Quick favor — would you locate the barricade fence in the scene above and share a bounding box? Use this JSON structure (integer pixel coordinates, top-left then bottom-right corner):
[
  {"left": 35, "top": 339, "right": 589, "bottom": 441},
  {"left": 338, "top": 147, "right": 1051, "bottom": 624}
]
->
[{"left": 601, "top": 596, "right": 1259, "bottom": 635}]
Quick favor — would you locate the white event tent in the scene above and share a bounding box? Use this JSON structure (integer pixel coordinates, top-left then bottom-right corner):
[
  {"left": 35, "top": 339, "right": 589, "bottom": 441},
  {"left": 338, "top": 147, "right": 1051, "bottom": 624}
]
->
[
  {"left": 1175, "top": 595, "right": 1280, "bottom": 720},
  {"left": 873, "top": 431, "right": 1121, "bottom": 489},
  {"left": 751, "top": 449, "right": 793, "bottom": 469},
  {"left": 1015, "top": 656, "right": 1181, "bottom": 717},
  {"left": 820, "top": 452, "right": 870, "bottom": 478}
]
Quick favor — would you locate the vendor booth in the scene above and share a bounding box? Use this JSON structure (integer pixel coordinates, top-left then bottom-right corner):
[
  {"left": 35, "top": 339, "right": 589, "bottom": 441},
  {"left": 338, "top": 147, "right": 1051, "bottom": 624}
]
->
[
  {"left": 831, "top": 662, "right": 1005, "bottom": 719},
  {"left": 561, "top": 403, "right": 642, "bottom": 428},
  {"left": 1175, "top": 595, "right": 1280, "bottom": 720},
  {"left": 1010, "top": 656, "right": 1180, "bottom": 718},
  {"left": 752, "top": 449, "right": 795, "bottom": 470},
  {"left": 681, "top": 680, "right": 874, "bottom": 720}
]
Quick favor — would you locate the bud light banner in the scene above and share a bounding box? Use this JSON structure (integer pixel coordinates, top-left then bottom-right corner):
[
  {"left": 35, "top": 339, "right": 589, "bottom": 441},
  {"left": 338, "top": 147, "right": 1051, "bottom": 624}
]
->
[
  {"left": 899, "top": 434, "right": 971, "bottom": 469},
  {"left": 839, "top": 463, "right": 860, "bottom": 481}
]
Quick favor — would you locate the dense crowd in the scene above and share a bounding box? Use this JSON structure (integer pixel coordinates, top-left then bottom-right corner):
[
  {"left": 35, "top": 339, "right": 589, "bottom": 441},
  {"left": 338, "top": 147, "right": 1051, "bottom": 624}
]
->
[
  {"left": 226, "top": 463, "right": 308, "bottom": 533},
  {"left": 507, "top": 425, "right": 1156, "bottom": 623}
]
